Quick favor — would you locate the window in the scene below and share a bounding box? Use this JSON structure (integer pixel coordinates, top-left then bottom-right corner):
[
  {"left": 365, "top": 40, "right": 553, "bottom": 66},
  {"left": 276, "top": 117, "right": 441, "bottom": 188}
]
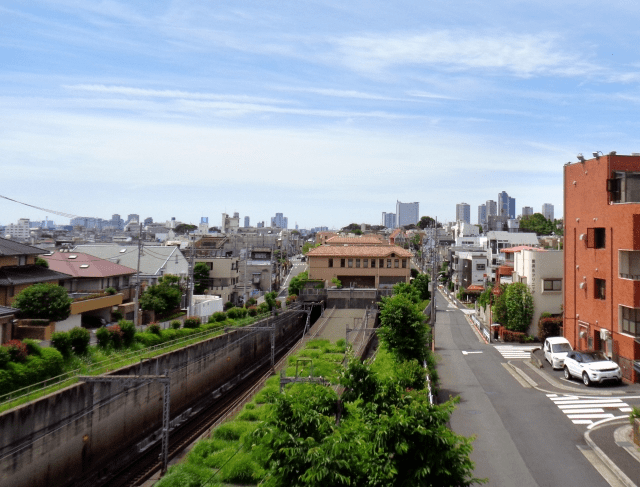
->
[
  {"left": 371, "top": 259, "right": 375, "bottom": 268},
  {"left": 543, "top": 279, "right": 562, "bottom": 291},
  {"left": 402, "top": 259, "right": 407, "bottom": 268},
  {"left": 363, "top": 259, "right": 368, "bottom": 268},
  {"left": 328, "top": 258, "right": 333, "bottom": 268},
  {"left": 394, "top": 259, "right": 399, "bottom": 268},
  {"left": 609, "top": 171, "right": 640, "bottom": 203},
  {"left": 595, "top": 278, "right": 606, "bottom": 300},
  {"left": 379, "top": 259, "right": 384, "bottom": 268},
  {"left": 387, "top": 259, "right": 392, "bottom": 268},
  {"left": 621, "top": 306, "right": 640, "bottom": 336},
  {"left": 587, "top": 228, "right": 606, "bottom": 249},
  {"left": 356, "top": 259, "right": 360, "bottom": 268},
  {"left": 348, "top": 259, "right": 353, "bottom": 268},
  {"left": 341, "top": 259, "right": 345, "bottom": 268},
  {"left": 476, "top": 264, "right": 485, "bottom": 270}
]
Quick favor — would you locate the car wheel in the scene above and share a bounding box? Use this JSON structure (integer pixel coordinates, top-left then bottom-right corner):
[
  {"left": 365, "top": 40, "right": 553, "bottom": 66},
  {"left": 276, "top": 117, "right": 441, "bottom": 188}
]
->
[
  {"left": 582, "top": 373, "right": 591, "bottom": 386},
  {"left": 564, "top": 367, "right": 571, "bottom": 380}
]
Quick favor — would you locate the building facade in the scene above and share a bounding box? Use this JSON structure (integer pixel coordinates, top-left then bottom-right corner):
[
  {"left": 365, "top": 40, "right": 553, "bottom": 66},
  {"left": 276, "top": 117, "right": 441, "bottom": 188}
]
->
[
  {"left": 564, "top": 153, "right": 640, "bottom": 382},
  {"left": 396, "top": 201, "right": 419, "bottom": 227},
  {"left": 478, "top": 204, "right": 487, "bottom": 228},
  {"left": 456, "top": 203, "right": 471, "bottom": 224},
  {"left": 522, "top": 206, "right": 534, "bottom": 217},
  {"left": 542, "top": 203, "right": 554, "bottom": 221},
  {"left": 381, "top": 212, "right": 396, "bottom": 228},
  {"left": 5, "top": 219, "right": 31, "bottom": 241},
  {"left": 271, "top": 213, "right": 288, "bottom": 229},
  {"left": 486, "top": 200, "right": 497, "bottom": 218},
  {"left": 244, "top": 216, "right": 250, "bottom": 227}
]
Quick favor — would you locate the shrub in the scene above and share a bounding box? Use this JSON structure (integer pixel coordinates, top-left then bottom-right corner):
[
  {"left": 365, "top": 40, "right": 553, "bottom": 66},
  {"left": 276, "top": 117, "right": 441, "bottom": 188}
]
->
[
  {"left": 0, "top": 347, "right": 10, "bottom": 368},
  {"left": 224, "top": 301, "right": 234, "bottom": 311},
  {"left": 275, "top": 300, "right": 282, "bottom": 308},
  {"left": 183, "top": 316, "right": 201, "bottom": 329},
  {"left": 107, "top": 325, "right": 124, "bottom": 348},
  {"left": 212, "top": 312, "right": 227, "bottom": 322},
  {"left": 3, "top": 340, "right": 28, "bottom": 362},
  {"left": 226, "top": 308, "right": 240, "bottom": 320},
  {"left": 96, "top": 327, "right": 110, "bottom": 348},
  {"left": 247, "top": 306, "right": 258, "bottom": 317},
  {"left": 105, "top": 287, "right": 117, "bottom": 295},
  {"left": 148, "top": 323, "right": 162, "bottom": 335},
  {"left": 50, "top": 331, "right": 72, "bottom": 357},
  {"left": 258, "top": 303, "right": 269, "bottom": 314},
  {"left": 245, "top": 297, "right": 257, "bottom": 307},
  {"left": 502, "top": 329, "right": 527, "bottom": 343},
  {"left": 22, "top": 339, "right": 42, "bottom": 356},
  {"left": 286, "top": 295, "right": 297, "bottom": 305},
  {"left": 13, "top": 283, "right": 72, "bottom": 322},
  {"left": 111, "top": 310, "right": 123, "bottom": 321},
  {"left": 537, "top": 316, "right": 563, "bottom": 343},
  {"left": 629, "top": 406, "right": 640, "bottom": 425},
  {"left": 171, "top": 320, "right": 182, "bottom": 330},
  {"left": 38, "top": 348, "right": 64, "bottom": 377},
  {"left": 118, "top": 320, "right": 136, "bottom": 347},
  {"left": 69, "top": 327, "right": 91, "bottom": 354}
]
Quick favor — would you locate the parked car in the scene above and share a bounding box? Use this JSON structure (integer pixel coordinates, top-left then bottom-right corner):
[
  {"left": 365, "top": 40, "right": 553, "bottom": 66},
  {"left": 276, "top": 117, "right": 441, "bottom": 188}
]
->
[
  {"left": 543, "top": 337, "right": 572, "bottom": 369},
  {"left": 563, "top": 350, "right": 622, "bottom": 386}
]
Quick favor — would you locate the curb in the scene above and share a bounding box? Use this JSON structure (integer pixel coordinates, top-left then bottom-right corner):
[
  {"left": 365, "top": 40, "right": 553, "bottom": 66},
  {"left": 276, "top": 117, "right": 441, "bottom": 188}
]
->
[{"left": 585, "top": 425, "right": 638, "bottom": 487}]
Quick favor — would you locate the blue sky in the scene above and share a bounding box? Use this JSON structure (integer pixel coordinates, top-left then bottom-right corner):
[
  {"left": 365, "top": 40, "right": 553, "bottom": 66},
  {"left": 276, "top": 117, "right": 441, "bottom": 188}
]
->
[{"left": 2, "top": 1, "right": 640, "bottom": 229}]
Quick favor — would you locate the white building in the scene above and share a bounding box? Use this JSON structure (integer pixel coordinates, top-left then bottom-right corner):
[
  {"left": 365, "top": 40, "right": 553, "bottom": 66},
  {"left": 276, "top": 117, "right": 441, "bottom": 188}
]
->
[
  {"left": 522, "top": 206, "right": 533, "bottom": 217},
  {"left": 222, "top": 213, "right": 240, "bottom": 233},
  {"left": 511, "top": 248, "right": 563, "bottom": 337},
  {"left": 542, "top": 203, "right": 554, "bottom": 221},
  {"left": 456, "top": 203, "right": 471, "bottom": 224},
  {"left": 396, "top": 201, "right": 419, "bottom": 227},
  {"left": 486, "top": 200, "right": 497, "bottom": 217},
  {"left": 5, "top": 219, "right": 31, "bottom": 241},
  {"left": 452, "top": 221, "right": 480, "bottom": 238}
]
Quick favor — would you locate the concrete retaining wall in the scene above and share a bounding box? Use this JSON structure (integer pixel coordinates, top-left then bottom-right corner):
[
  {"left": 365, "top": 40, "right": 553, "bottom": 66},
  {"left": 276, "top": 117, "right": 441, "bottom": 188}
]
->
[{"left": 0, "top": 311, "right": 305, "bottom": 487}]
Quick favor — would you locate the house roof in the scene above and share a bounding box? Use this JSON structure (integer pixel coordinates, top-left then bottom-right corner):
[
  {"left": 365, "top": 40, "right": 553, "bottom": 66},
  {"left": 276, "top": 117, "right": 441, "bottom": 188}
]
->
[
  {"left": 0, "top": 265, "right": 69, "bottom": 286},
  {"left": 0, "top": 237, "right": 46, "bottom": 257},
  {"left": 43, "top": 250, "right": 136, "bottom": 279},
  {"left": 501, "top": 246, "right": 544, "bottom": 254},
  {"left": 0, "top": 305, "right": 18, "bottom": 317},
  {"left": 389, "top": 229, "right": 403, "bottom": 239},
  {"left": 466, "top": 285, "right": 485, "bottom": 292},
  {"left": 324, "top": 236, "right": 385, "bottom": 245},
  {"left": 307, "top": 245, "right": 412, "bottom": 258}
]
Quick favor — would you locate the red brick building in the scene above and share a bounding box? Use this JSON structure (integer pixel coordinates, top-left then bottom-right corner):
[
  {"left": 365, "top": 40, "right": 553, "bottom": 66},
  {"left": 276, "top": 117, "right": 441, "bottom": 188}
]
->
[{"left": 564, "top": 153, "right": 640, "bottom": 382}]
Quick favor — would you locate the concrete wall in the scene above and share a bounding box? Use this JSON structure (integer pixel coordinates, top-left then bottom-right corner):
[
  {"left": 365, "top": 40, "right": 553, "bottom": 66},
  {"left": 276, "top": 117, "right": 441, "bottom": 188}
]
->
[
  {"left": 55, "top": 314, "right": 82, "bottom": 333},
  {"left": 0, "top": 311, "right": 305, "bottom": 487}
]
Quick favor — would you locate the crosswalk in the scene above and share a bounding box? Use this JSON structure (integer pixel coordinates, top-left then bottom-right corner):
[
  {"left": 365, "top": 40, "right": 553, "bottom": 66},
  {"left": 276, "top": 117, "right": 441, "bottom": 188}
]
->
[
  {"left": 494, "top": 345, "right": 539, "bottom": 359},
  {"left": 547, "top": 393, "right": 633, "bottom": 426}
]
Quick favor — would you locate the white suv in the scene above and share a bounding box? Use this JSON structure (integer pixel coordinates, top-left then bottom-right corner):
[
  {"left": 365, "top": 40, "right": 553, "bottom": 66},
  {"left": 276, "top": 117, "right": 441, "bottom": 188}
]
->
[
  {"left": 543, "top": 337, "right": 572, "bottom": 369},
  {"left": 563, "top": 350, "right": 622, "bottom": 386}
]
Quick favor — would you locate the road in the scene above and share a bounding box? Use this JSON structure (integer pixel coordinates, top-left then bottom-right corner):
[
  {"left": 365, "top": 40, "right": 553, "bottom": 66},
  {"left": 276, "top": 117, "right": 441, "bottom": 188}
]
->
[
  {"left": 277, "top": 256, "right": 308, "bottom": 298},
  {"left": 434, "top": 288, "right": 626, "bottom": 487}
]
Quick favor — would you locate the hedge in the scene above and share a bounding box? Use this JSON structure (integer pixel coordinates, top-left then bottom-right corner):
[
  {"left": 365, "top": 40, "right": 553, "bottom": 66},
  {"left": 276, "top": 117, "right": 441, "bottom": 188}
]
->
[{"left": 0, "top": 348, "right": 64, "bottom": 395}]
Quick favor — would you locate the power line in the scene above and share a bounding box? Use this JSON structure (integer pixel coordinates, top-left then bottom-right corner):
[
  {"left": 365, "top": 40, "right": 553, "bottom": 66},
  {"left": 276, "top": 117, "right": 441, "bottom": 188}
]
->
[{"left": 0, "top": 194, "right": 85, "bottom": 220}]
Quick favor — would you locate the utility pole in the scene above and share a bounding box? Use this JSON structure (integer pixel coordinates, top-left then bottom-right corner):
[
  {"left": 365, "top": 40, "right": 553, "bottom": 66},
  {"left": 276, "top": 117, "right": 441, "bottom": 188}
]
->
[
  {"left": 187, "top": 234, "right": 195, "bottom": 316},
  {"left": 134, "top": 223, "right": 142, "bottom": 328},
  {"left": 430, "top": 218, "right": 438, "bottom": 328}
]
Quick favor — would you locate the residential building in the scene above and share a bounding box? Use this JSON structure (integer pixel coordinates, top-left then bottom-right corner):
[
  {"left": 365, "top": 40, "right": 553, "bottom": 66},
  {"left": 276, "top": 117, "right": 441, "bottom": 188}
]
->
[
  {"left": 221, "top": 213, "right": 240, "bottom": 233},
  {"left": 271, "top": 213, "right": 288, "bottom": 229},
  {"left": 522, "top": 206, "right": 534, "bottom": 217},
  {"left": 382, "top": 212, "right": 396, "bottom": 228},
  {"left": 244, "top": 216, "right": 250, "bottom": 227},
  {"left": 190, "top": 243, "right": 241, "bottom": 304},
  {"left": 451, "top": 222, "right": 480, "bottom": 239},
  {"left": 486, "top": 200, "right": 497, "bottom": 218},
  {"left": 316, "top": 232, "right": 339, "bottom": 245},
  {"left": 484, "top": 231, "right": 540, "bottom": 281},
  {"left": 396, "top": 201, "right": 419, "bottom": 227},
  {"left": 478, "top": 204, "right": 487, "bottom": 227},
  {"left": 5, "top": 219, "right": 31, "bottom": 241},
  {"left": 564, "top": 153, "right": 640, "bottom": 382},
  {"left": 542, "top": 203, "right": 554, "bottom": 221},
  {"left": 307, "top": 245, "right": 412, "bottom": 288},
  {"left": 450, "top": 249, "right": 488, "bottom": 292},
  {"left": 0, "top": 305, "right": 17, "bottom": 344},
  {"left": 456, "top": 203, "right": 471, "bottom": 224},
  {"left": 511, "top": 248, "right": 563, "bottom": 337}
]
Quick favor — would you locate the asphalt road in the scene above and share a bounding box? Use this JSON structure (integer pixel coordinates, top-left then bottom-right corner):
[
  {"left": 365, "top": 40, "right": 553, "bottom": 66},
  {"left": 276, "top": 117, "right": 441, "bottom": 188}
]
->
[
  {"left": 435, "top": 289, "right": 612, "bottom": 487},
  {"left": 278, "top": 257, "right": 308, "bottom": 298}
]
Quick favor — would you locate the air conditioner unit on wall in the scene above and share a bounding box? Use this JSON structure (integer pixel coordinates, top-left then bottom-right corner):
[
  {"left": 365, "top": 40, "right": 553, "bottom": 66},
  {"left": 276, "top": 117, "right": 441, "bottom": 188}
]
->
[
  {"left": 600, "top": 329, "right": 610, "bottom": 340},
  {"left": 579, "top": 330, "right": 587, "bottom": 339}
]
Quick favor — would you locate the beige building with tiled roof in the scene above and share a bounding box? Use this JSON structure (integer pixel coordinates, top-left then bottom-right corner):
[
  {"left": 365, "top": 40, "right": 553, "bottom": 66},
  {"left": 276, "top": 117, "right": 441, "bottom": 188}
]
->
[
  {"left": 307, "top": 245, "right": 412, "bottom": 288},
  {"left": 324, "top": 236, "right": 386, "bottom": 246}
]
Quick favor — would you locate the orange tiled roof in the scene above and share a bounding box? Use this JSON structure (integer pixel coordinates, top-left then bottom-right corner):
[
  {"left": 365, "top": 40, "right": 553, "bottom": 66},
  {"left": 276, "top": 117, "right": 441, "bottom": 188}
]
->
[
  {"left": 390, "top": 229, "right": 402, "bottom": 239},
  {"left": 307, "top": 245, "right": 412, "bottom": 258},
  {"left": 501, "top": 246, "right": 543, "bottom": 253},
  {"left": 466, "top": 285, "right": 485, "bottom": 292},
  {"left": 325, "top": 236, "right": 385, "bottom": 245}
]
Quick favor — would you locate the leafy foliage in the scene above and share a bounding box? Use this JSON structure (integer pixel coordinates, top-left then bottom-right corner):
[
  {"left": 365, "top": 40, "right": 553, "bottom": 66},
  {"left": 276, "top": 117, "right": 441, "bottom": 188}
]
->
[
  {"left": 477, "top": 286, "right": 492, "bottom": 308},
  {"left": 13, "top": 283, "right": 73, "bottom": 322},
  {"left": 492, "top": 284, "right": 508, "bottom": 325},
  {"left": 417, "top": 216, "right": 442, "bottom": 229},
  {"left": 140, "top": 277, "right": 182, "bottom": 315},
  {"left": 504, "top": 283, "right": 534, "bottom": 332},
  {"left": 288, "top": 271, "right": 309, "bottom": 296},
  {"left": 264, "top": 291, "right": 277, "bottom": 312},
  {"left": 412, "top": 273, "right": 431, "bottom": 300},
  {"left": 378, "top": 293, "right": 430, "bottom": 363},
  {"left": 34, "top": 257, "right": 49, "bottom": 268},
  {"left": 302, "top": 242, "right": 320, "bottom": 254},
  {"left": 117, "top": 320, "right": 136, "bottom": 347},
  {"left": 50, "top": 332, "right": 72, "bottom": 357},
  {"left": 193, "top": 262, "right": 209, "bottom": 294},
  {"left": 519, "top": 213, "right": 563, "bottom": 236}
]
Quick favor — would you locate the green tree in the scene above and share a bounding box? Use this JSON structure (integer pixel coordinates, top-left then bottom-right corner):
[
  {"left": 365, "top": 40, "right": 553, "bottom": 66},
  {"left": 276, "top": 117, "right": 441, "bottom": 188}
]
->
[
  {"left": 302, "top": 242, "right": 320, "bottom": 254},
  {"left": 139, "top": 278, "right": 182, "bottom": 315},
  {"left": 392, "top": 281, "right": 420, "bottom": 304},
  {"left": 504, "top": 282, "right": 534, "bottom": 332},
  {"left": 34, "top": 257, "right": 49, "bottom": 268},
  {"left": 492, "top": 283, "right": 508, "bottom": 325},
  {"left": 288, "top": 271, "right": 308, "bottom": 296},
  {"left": 412, "top": 273, "right": 431, "bottom": 300},
  {"left": 193, "top": 262, "right": 209, "bottom": 294},
  {"left": 264, "top": 291, "right": 277, "bottom": 311},
  {"left": 174, "top": 223, "right": 197, "bottom": 235},
  {"left": 378, "top": 293, "right": 429, "bottom": 363},
  {"left": 519, "top": 213, "right": 563, "bottom": 236},
  {"left": 13, "top": 283, "right": 72, "bottom": 322},
  {"left": 417, "top": 216, "right": 443, "bottom": 229}
]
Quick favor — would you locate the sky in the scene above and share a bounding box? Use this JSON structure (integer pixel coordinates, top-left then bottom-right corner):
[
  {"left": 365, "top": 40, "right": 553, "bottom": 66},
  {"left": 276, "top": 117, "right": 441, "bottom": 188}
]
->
[{"left": 2, "top": 1, "right": 640, "bottom": 229}]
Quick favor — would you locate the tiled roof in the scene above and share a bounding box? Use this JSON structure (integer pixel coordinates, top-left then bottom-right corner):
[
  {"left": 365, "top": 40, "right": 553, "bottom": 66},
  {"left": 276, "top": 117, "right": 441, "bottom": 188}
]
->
[
  {"left": 466, "top": 285, "right": 485, "bottom": 292},
  {"left": 389, "top": 229, "right": 402, "bottom": 239},
  {"left": 325, "top": 236, "right": 385, "bottom": 245},
  {"left": 43, "top": 250, "right": 136, "bottom": 278},
  {"left": 0, "top": 266, "right": 69, "bottom": 286},
  {"left": 501, "top": 246, "right": 543, "bottom": 253},
  {"left": 0, "top": 237, "right": 46, "bottom": 257},
  {"left": 0, "top": 305, "right": 18, "bottom": 317},
  {"left": 307, "top": 245, "right": 412, "bottom": 258}
]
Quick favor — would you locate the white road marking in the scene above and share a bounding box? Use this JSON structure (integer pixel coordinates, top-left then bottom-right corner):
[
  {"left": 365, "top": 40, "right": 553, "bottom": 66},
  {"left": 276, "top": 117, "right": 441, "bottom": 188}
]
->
[
  {"left": 547, "top": 393, "right": 633, "bottom": 426},
  {"left": 462, "top": 351, "right": 483, "bottom": 355},
  {"left": 494, "top": 345, "right": 538, "bottom": 359}
]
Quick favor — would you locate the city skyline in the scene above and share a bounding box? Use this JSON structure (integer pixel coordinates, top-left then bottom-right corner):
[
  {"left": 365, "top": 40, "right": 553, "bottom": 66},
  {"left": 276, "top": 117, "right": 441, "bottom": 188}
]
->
[{"left": 3, "top": 2, "right": 635, "bottom": 226}]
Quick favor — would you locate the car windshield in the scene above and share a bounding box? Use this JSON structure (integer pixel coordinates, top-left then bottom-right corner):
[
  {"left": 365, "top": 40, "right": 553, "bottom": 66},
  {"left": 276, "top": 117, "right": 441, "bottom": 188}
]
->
[
  {"left": 552, "top": 343, "right": 572, "bottom": 353},
  {"left": 581, "top": 351, "right": 608, "bottom": 362}
]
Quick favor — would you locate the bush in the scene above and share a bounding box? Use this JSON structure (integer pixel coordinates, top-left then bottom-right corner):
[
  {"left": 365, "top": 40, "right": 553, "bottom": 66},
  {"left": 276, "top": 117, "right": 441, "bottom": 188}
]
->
[
  {"left": 96, "top": 327, "right": 110, "bottom": 348},
  {"left": 212, "top": 312, "right": 227, "bottom": 322},
  {"left": 226, "top": 308, "right": 241, "bottom": 320},
  {"left": 111, "top": 310, "right": 123, "bottom": 321},
  {"left": 50, "top": 331, "right": 72, "bottom": 357},
  {"left": 118, "top": 320, "right": 136, "bottom": 347},
  {"left": 105, "top": 287, "right": 117, "bottom": 295},
  {"left": 13, "top": 283, "right": 72, "bottom": 322},
  {"left": 22, "top": 339, "right": 42, "bottom": 356},
  {"left": 3, "top": 340, "right": 28, "bottom": 362},
  {"left": 107, "top": 325, "right": 124, "bottom": 348},
  {"left": 148, "top": 323, "right": 162, "bottom": 335},
  {"left": 245, "top": 297, "right": 257, "bottom": 307},
  {"left": 0, "top": 347, "right": 10, "bottom": 368},
  {"left": 38, "top": 348, "right": 64, "bottom": 377},
  {"left": 537, "top": 316, "right": 563, "bottom": 343},
  {"left": 69, "top": 327, "right": 91, "bottom": 354},
  {"left": 247, "top": 306, "right": 258, "bottom": 317},
  {"left": 224, "top": 301, "right": 234, "bottom": 311},
  {"left": 286, "top": 295, "right": 297, "bottom": 305},
  {"left": 171, "top": 320, "right": 182, "bottom": 329},
  {"left": 183, "top": 316, "right": 201, "bottom": 329},
  {"left": 502, "top": 329, "right": 527, "bottom": 343}
]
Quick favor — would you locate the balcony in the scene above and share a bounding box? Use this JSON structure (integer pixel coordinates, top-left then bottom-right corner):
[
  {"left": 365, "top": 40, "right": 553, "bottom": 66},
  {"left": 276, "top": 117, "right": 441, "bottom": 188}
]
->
[
  {"left": 619, "top": 250, "right": 640, "bottom": 280},
  {"left": 70, "top": 293, "right": 123, "bottom": 315}
]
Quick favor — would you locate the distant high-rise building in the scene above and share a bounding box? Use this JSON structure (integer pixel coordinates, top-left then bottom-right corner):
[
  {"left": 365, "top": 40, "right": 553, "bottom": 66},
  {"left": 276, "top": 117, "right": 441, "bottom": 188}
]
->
[
  {"left": 144, "top": 217, "right": 153, "bottom": 225},
  {"left": 497, "top": 192, "right": 516, "bottom": 219},
  {"left": 396, "top": 201, "right": 419, "bottom": 228},
  {"left": 542, "top": 203, "right": 554, "bottom": 221},
  {"left": 522, "top": 206, "right": 533, "bottom": 217},
  {"left": 257, "top": 221, "right": 265, "bottom": 228},
  {"left": 127, "top": 214, "right": 139, "bottom": 224},
  {"left": 111, "top": 214, "right": 123, "bottom": 230},
  {"left": 382, "top": 212, "right": 396, "bottom": 228},
  {"left": 509, "top": 197, "right": 516, "bottom": 219},
  {"left": 478, "top": 204, "right": 487, "bottom": 226},
  {"left": 486, "top": 200, "right": 497, "bottom": 217},
  {"left": 271, "top": 213, "right": 288, "bottom": 229},
  {"left": 456, "top": 203, "right": 471, "bottom": 224},
  {"left": 244, "top": 216, "right": 250, "bottom": 227}
]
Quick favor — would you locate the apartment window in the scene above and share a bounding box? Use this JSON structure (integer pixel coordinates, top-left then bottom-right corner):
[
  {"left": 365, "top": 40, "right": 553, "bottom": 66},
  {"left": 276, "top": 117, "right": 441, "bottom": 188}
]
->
[
  {"left": 387, "top": 259, "right": 392, "bottom": 268},
  {"left": 363, "top": 259, "right": 369, "bottom": 268},
  {"left": 609, "top": 171, "right": 640, "bottom": 203},
  {"left": 619, "top": 250, "right": 640, "bottom": 279},
  {"left": 8, "top": 286, "right": 14, "bottom": 297},
  {"left": 595, "top": 278, "right": 606, "bottom": 300},
  {"left": 341, "top": 259, "right": 345, "bottom": 268},
  {"left": 476, "top": 264, "right": 486, "bottom": 271},
  {"left": 543, "top": 279, "right": 562, "bottom": 291},
  {"left": 379, "top": 259, "right": 384, "bottom": 268},
  {"left": 348, "top": 259, "right": 353, "bottom": 268},
  {"left": 587, "top": 228, "right": 606, "bottom": 249},
  {"left": 356, "top": 259, "right": 361, "bottom": 268},
  {"left": 328, "top": 258, "right": 333, "bottom": 268},
  {"left": 371, "top": 259, "right": 376, "bottom": 268},
  {"left": 394, "top": 259, "right": 399, "bottom": 268},
  {"left": 402, "top": 259, "right": 407, "bottom": 268},
  {"left": 620, "top": 306, "right": 640, "bottom": 336}
]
